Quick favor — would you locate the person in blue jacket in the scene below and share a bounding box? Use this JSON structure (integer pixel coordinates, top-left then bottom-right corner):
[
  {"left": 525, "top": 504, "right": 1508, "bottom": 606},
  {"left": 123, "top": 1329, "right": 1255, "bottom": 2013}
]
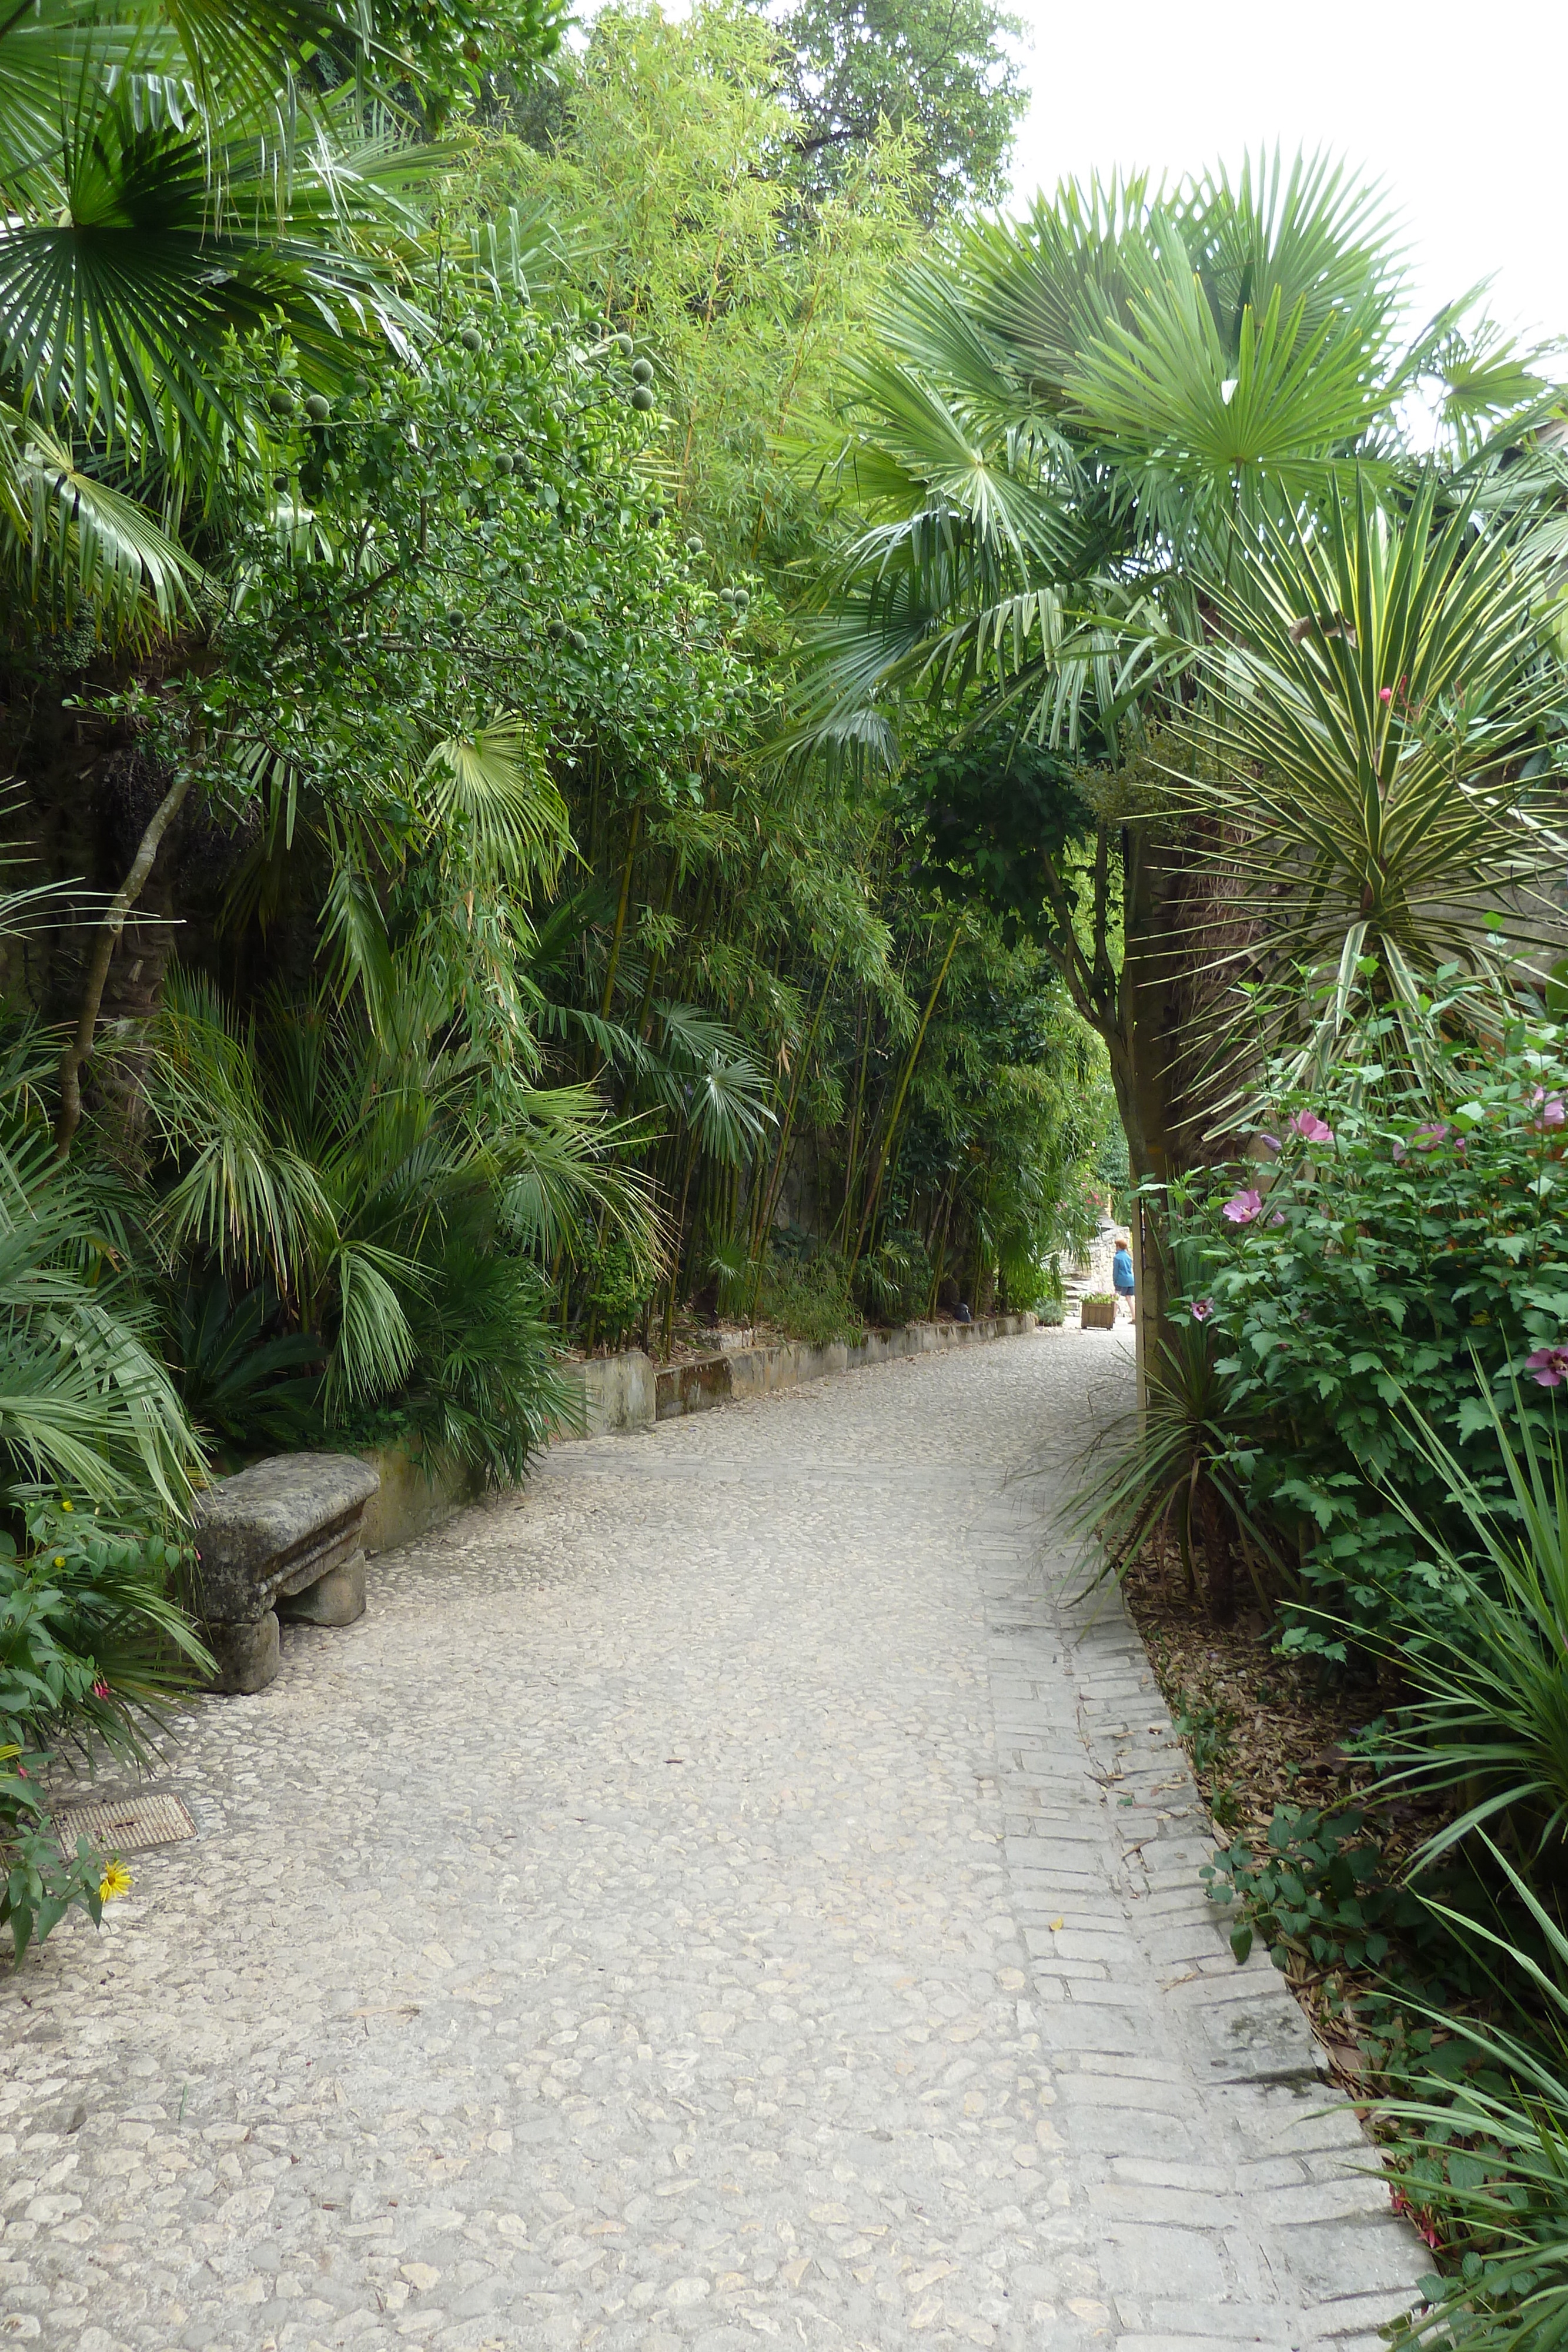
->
[{"left": 1112, "top": 1232, "right": 1135, "bottom": 1320}]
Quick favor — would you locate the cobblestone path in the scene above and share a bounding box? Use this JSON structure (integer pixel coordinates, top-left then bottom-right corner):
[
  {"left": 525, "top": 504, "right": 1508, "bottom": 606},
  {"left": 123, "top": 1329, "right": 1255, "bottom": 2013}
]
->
[{"left": 0, "top": 1330, "right": 1423, "bottom": 2352}]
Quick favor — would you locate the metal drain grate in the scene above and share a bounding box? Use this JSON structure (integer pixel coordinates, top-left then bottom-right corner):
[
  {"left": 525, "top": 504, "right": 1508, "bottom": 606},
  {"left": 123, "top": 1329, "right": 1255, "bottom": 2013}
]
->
[{"left": 54, "top": 1792, "right": 195, "bottom": 1855}]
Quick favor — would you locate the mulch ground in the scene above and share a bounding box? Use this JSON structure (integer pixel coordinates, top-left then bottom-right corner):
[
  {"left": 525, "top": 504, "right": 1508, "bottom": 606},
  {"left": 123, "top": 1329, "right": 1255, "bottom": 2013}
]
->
[{"left": 1120, "top": 1538, "right": 1379, "bottom": 1833}]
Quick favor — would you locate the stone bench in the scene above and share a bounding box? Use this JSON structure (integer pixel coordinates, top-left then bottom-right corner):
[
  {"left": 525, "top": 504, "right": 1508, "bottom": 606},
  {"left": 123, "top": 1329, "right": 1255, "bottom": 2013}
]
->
[{"left": 192, "top": 1453, "right": 380, "bottom": 1693}]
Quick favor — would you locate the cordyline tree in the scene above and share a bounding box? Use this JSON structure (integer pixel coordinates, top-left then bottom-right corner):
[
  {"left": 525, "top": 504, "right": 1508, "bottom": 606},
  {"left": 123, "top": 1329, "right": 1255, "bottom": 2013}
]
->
[{"left": 791, "top": 152, "right": 1567, "bottom": 1324}]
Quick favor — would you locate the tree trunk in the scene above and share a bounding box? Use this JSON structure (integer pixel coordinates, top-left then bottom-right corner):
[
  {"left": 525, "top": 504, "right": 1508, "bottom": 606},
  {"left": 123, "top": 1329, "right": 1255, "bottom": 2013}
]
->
[{"left": 55, "top": 765, "right": 195, "bottom": 1160}]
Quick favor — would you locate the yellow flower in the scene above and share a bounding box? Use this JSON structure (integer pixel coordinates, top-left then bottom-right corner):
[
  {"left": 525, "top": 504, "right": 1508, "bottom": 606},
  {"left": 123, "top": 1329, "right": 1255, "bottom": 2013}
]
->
[
  {"left": 98, "top": 1860, "right": 132, "bottom": 1902},
  {"left": 60, "top": 1499, "right": 72, "bottom": 1512},
  {"left": 52, "top": 1555, "right": 65, "bottom": 1568}
]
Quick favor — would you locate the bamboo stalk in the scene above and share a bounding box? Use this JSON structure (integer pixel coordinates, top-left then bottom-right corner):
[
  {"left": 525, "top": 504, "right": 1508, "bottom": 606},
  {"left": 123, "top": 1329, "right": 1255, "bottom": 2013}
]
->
[
  {"left": 849, "top": 915, "right": 965, "bottom": 1275},
  {"left": 600, "top": 803, "right": 643, "bottom": 1022},
  {"left": 748, "top": 948, "right": 839, "bottom": 1317}
]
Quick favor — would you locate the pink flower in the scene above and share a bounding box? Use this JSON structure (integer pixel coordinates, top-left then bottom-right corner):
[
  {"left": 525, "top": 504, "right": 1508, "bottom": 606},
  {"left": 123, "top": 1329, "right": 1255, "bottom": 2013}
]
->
[
  {"left": 92, "top": 1679, "right": 109, "bottom": 1699},
  {"left": 1527, "top": 1346, "right": 1568, "bottom": 1388},
  {"left": 1379, "top": 686, "right": 1393, "bottom": 704},
  {"left": 1191, "top": 1298, "right": 1215, "bottom": 1322},
  {"left": 1392, "top": 1140, "right": 1406, "bottom": 1161},
  {"left": 1289, "top": 1110, "right": 1335, "bottom": 1145},
  {"left": 1256, "top": 1132, "right": 1282, "bottom": 1155},
  {"left": 1413, "top": 1123, "right": 1449, "bottom": 1151},
  {"left": 1532, "top": 1088, "right": 1566, "bottom": 1130},
  {"left": 1270, "top": 1211, "right": 1286, "bottom": 1225},
  {"left": 1223, "top": 1189, "right": 1263, "bottom": 1225}
]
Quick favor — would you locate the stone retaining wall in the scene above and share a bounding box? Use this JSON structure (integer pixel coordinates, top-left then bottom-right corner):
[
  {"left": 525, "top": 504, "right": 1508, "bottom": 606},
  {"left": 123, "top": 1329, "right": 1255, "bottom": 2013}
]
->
[{"left": 360, "top": 1313, "right": 1037, "bottom": 1549}]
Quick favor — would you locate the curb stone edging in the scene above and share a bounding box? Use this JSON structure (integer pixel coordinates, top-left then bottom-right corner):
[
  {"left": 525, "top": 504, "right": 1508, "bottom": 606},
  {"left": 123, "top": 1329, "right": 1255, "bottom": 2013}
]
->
[{"left": 995, "top": 1539, "right": 1432, "bottom": 2347}]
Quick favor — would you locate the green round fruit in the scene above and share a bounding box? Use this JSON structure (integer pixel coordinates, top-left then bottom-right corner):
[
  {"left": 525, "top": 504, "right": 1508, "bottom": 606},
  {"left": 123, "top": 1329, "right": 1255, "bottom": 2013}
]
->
[
  {"left": 647, "top": 506, "right": 665, "bottom": 526},
  {"left": 460, "top": 326, "right": 483, "bottom": 352},
  {"left": 267, "top": 387, "right": 295, "bottom": 417},
  {"left": 272, "top": 472, "right": 289, "bottom": 490},
  {"left": 494, "top": 452, "right": 515, "bottom": 475},
  {"left": 631, "top": 358, "right": 654, "bottom": 386},
  {"left": 685, "top": 535, "right": 703, "bottom": 556},
  {"left": 613, "top": 333, "right": 634, "bottom": 358},
  {"left": 303, "top": 393, "right": 330, "bottom": 423},
  {"left": 569, "top": 627, "right": 588, "bottom": 653},
  {"left": 547, "top": 617, "right": 566, "bottom": 642},
  {"left": 630, "top": 386, "right": 655, "bottom": 412},
  {"left": 733, "top": 587, "right": 750, "bottom": 610},
  {"left": 446, "top": 607, "right": 464, "bottom": 630}
]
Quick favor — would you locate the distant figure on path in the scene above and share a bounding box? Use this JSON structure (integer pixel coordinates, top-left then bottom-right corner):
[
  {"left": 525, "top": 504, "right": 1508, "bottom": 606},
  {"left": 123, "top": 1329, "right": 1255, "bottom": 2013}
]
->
[{"left": 1112, "top": 1232, "right": 1135, "bottom": 1321}]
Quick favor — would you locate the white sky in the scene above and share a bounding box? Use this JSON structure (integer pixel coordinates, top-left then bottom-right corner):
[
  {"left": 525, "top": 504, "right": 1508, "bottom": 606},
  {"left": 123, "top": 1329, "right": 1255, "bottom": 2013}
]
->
[{"left": 1007, "top": 0, "right": 1568, "bottom": 354}]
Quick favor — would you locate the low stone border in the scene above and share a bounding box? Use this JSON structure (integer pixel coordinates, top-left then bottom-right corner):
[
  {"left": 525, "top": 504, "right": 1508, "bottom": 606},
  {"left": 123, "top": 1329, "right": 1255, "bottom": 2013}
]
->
[
  {"left": 574, "top": 1311, "right": 1038, "bottom": 1435},
  {"left": 356, "top": 1314, "right": 1038, "bottom": 1550}
]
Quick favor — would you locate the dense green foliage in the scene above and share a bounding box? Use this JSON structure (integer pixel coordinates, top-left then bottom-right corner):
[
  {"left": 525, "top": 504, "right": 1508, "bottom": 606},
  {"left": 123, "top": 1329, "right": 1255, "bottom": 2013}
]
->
[
  {"left": 1179, "top": 994, "right": 1568, "bottom": 1658},
  {"left": 777, "top": 0, "right": 1026, "bottom": 219},
  {"left": 0, "top": 0, "right": 1105, "bottom": 1963}
]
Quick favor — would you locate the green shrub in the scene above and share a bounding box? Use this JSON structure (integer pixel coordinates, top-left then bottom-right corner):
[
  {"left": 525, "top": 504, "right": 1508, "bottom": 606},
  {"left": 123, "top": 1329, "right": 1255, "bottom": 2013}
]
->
[
  {"left": 1191, "top": 994, "right": 1568, "bottom": 1659},
  {"left": 855, "top": 1227, "right": 931, "bottom": 1325},
  {"left": 578, "top": 1230, "right": 657, "bottom": 1346},
  {"left": 1205, "top": 1803, "right": 1429, "bottom": 1972},
  {"left": 759, "top": 1244, "right": 864, "bottom": 1348},
  {"left": 166, "top": 1275, "right": 321, "bottom": 1461},
  {"left": 1, "top": 1753, "right": 105, "bottom": 1966},
  {"left": 0, "top": 1509, "right": 213, "bottom": 1963}
]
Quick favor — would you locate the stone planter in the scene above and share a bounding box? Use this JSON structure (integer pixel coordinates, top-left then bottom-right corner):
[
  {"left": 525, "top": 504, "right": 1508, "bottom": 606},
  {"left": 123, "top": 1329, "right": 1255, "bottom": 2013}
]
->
[{"left": 1079, "top": 1299, "right": 1117, "bottom": 1331}]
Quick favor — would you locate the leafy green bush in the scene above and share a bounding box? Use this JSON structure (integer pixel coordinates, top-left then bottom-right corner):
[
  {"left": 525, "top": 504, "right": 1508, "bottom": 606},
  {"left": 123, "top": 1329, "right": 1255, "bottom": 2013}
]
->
[
  {"left": 1, "top": 1748, "right": 106, "bottom": 1966},
  {"left": 759, "top": 1244, "right": 864, "bottom": 1348},
  {"left": 0, "top": 1510, "right": 212, "bottom": 1963},
  {"left": 855, "top": 1227, "right": 931, "bottom": 1325},
  {"left": 399, "top": 1234, "right": 580, "bottom": 1481},
  {"left": 1204, "top": 1803, "right": 1429, "bottom": 1972},
  {"left": 1191, "top": 994, "right": 1568, "bottom": 1658},
  {"left": 146, "top": 975, "right": 648, "bottom": 1483},
  {"left": 166, "top": 1275, "right": 322, "bottom": 1461},
  {"left": 578, "top": 1231, "right": 657, "bottom": 1347},
  {"left": 1379, "top": 1845, "right": 1568, "bottom": 2349}
]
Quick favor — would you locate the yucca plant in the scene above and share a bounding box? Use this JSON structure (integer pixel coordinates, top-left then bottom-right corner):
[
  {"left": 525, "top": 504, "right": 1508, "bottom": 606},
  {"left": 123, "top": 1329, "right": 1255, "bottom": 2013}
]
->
[
  {"left": 1379, "top": 1842, "right": 1568, "bottom": 2349},
  {"left": 1066, "top": 1301, "right": 1275, "bottom": 1622},
  {"left": 1356, "top": 1384, "right": 1568, "bottom": 1876},
  {"left": 1174, "top": 471, "right": 1568, "bottom": 1091}
]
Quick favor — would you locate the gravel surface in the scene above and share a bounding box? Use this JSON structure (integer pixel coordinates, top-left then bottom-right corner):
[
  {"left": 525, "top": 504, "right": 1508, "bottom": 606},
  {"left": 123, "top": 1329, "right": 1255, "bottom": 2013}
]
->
[{"left": 0, "top": 1327, "right": 1424, "bottom": 2350}]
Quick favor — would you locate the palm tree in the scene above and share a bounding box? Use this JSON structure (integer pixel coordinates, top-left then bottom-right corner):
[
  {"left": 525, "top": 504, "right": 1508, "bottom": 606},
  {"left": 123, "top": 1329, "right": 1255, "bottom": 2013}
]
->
[
  {"left": 0, "top": 0, "right": 430, "bottom": 626},
  {"left": 791, "top": 155, "right": 1560, "bottom": 1206}
]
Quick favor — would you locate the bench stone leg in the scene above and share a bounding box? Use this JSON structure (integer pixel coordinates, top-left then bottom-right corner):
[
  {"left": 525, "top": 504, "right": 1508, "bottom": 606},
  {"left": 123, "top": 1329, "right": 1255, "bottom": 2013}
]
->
[
  {"left": 280, "top": 1549, "right": 366, "bottom": 1628},
  {"left": 207, "top": 1612, "right": 280, "bottom": 1694}
]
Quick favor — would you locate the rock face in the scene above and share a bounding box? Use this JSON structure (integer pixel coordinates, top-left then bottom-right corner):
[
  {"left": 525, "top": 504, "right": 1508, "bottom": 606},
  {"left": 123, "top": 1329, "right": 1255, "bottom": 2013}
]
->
[{"left": 192, "top": 1453, "right": 378, "bottom": 1692}]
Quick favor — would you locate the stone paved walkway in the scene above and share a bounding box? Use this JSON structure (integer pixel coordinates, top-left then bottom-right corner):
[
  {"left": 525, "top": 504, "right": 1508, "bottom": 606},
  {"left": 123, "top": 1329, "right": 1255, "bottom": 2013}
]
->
[{"left": 0, "top": 1330, "right": 1425, "bottom": 2352}]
